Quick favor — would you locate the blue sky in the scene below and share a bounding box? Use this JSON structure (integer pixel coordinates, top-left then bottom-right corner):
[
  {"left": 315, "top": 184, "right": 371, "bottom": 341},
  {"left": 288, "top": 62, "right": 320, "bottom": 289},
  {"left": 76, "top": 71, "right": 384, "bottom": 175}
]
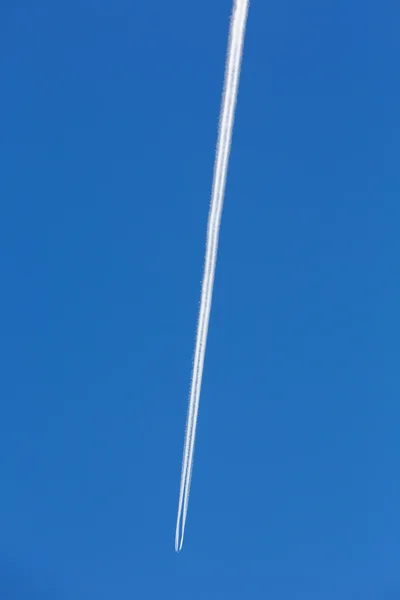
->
[{"left": 0, "top": 0, "right": 399, "bottom": 597}]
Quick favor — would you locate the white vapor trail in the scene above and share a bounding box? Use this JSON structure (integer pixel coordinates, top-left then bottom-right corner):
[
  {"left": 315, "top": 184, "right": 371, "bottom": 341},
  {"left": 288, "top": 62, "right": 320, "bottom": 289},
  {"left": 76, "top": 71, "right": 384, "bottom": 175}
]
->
[{"left": 175, "top": 0, "right": 249, "bottom": 553}]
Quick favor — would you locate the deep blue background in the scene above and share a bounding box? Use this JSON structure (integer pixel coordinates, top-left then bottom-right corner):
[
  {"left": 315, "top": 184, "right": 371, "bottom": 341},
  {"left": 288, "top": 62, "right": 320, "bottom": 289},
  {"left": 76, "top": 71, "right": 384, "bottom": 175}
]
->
[{"left": 1, "top": 0, "right": 399, "bottom": 597}]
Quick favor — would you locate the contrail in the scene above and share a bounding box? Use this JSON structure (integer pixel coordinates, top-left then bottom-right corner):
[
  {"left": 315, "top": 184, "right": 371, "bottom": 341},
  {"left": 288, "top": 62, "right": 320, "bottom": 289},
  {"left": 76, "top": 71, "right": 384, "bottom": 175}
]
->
[{"left": 175, "top": 0, "right": 249, "bottom": 553}]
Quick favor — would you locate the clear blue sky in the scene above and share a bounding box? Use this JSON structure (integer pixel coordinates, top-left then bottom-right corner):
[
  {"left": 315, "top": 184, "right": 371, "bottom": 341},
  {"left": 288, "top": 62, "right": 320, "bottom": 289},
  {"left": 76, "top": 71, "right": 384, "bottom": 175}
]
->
[{"left": 0, "top": 0, "right": 399, "bottom": 597}]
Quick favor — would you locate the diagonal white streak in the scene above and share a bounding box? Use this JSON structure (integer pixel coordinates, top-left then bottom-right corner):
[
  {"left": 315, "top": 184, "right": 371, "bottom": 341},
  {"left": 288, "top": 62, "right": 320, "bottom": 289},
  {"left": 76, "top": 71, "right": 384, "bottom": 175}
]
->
[{"left": 175, "top": 0, "right": 249, "bottom": 553}]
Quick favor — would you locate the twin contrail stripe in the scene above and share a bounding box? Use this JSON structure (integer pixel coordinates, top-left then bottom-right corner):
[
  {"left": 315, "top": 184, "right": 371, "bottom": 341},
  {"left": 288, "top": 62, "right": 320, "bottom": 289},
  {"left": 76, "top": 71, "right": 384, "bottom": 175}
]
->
[{"left": 175, "top": 0, "right": 249, "bottom": 552}]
